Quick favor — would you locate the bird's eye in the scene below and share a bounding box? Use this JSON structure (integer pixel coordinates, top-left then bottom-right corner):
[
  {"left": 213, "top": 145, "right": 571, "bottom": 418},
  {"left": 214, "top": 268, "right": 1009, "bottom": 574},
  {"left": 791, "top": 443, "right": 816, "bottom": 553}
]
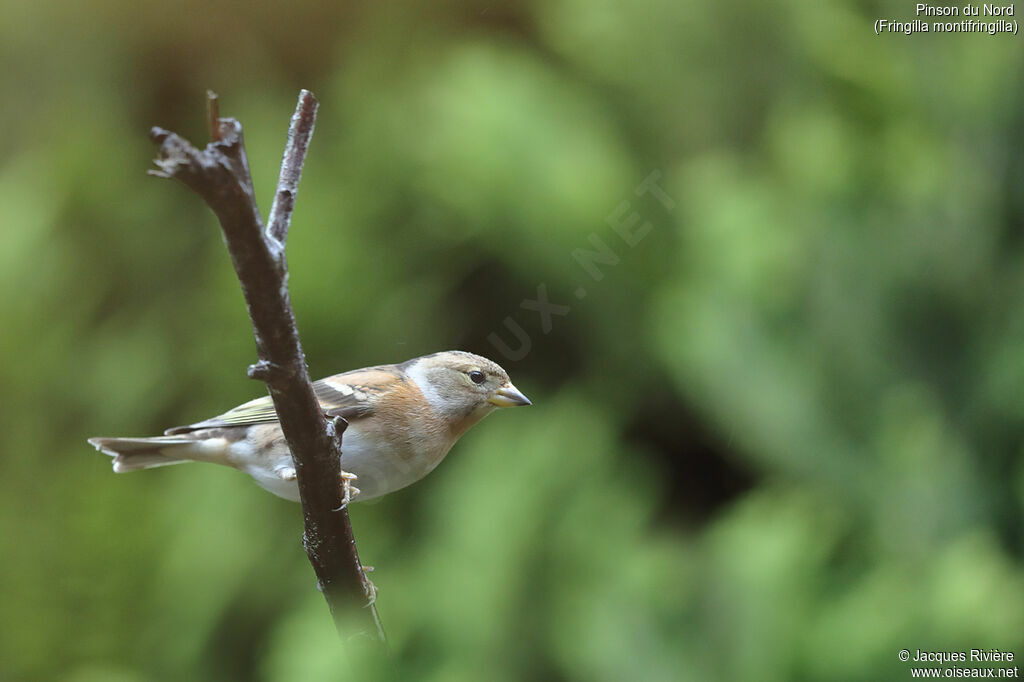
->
[{"left": 468, "top": 370, "right": 486, "bottom": 384}]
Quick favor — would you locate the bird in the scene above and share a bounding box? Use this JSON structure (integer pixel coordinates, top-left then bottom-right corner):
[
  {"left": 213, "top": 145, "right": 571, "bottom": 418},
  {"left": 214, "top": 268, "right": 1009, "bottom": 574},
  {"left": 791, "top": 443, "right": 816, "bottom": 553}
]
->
[{"left": 88, "top": 350, "right": 531, "bottom": 503}]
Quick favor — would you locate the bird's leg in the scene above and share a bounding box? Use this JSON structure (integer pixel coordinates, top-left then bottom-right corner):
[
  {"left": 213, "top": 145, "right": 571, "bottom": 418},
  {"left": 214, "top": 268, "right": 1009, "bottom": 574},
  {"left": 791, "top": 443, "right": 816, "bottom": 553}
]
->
[
  {"left": 278, "top": 466, "right": 358, "bottom": 509},
  {"left": 333, "top": 470, "right": 359, "bottom": 510},
  {"left": 361, "top": 564, "right": 377, "bottom": 606}
]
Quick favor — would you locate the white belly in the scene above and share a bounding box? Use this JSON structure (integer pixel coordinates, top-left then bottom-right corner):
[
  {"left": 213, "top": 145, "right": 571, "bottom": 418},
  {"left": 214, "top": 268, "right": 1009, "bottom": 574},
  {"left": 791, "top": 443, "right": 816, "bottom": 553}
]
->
[{"left": 226, "top": 421, "right": 452, "bottom": 503}]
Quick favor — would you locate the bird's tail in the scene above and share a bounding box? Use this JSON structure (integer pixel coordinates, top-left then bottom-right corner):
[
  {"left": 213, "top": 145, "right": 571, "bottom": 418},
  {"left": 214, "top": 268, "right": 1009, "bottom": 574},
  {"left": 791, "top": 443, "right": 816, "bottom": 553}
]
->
[{"left": 87, "top": 436, "right": 199, "bottom": 473}]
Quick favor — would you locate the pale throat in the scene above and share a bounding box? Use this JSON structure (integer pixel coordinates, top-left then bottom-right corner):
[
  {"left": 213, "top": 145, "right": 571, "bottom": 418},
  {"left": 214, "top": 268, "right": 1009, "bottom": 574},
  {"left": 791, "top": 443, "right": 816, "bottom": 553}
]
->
[{"left": 448, "top": 403, "right": 495, "bottom": 440}]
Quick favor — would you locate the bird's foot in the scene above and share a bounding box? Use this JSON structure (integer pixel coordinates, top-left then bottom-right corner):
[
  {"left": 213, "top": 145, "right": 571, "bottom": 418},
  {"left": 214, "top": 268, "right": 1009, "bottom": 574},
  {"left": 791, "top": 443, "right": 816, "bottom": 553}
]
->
[
  {"left": 362, "top": 565, "right": 377, "bottom": 606},
  {"left": 332, "top": 471, "right": 360, "bottom": 511}
]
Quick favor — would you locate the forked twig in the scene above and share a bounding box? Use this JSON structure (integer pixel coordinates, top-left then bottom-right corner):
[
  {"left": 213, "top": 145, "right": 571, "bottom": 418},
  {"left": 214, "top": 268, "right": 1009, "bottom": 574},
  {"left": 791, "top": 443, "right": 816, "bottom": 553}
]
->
[{"left": 150, "top": 90, "right": 385, "bottom": 644}]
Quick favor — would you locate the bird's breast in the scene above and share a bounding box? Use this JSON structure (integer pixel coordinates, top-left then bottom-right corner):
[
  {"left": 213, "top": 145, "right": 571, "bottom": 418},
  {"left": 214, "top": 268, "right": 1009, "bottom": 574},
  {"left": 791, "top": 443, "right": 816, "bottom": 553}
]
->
[
  {"left": 224, "top": 412, "right": 458, "bottom": 502},
  {"left": 336, "top": 419, "right": 454, "bottom": 500}
]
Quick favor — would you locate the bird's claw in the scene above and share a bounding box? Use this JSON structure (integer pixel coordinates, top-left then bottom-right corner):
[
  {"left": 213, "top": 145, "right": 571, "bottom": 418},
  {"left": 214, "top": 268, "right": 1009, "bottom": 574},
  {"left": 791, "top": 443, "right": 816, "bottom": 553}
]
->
[
  {"left": 332, "top": 471, "right": 360, "bottom": 511},
  {"left": 362, "top": 565, "right": 378, "bottom": 606}
]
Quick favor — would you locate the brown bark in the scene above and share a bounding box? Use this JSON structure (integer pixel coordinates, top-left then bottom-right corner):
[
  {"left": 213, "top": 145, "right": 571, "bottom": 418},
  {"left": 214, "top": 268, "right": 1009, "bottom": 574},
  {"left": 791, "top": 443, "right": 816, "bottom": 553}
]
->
[{"left": 149, "top": 90, "right": 385, "bottom": 644}]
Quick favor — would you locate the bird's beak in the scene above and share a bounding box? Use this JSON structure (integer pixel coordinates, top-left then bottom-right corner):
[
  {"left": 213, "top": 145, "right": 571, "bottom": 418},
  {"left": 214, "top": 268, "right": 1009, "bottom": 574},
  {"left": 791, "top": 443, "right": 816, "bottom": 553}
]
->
[{"left": 489, "top": 383, "right": 532, "bottom": 407}]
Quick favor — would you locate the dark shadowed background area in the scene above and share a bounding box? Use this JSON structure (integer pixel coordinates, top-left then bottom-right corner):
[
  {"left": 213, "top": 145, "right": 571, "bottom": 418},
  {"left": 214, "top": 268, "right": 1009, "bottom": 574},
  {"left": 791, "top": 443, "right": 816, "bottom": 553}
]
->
[{"left": 1, "top": 1, "right": 1023, "bottom": 680}]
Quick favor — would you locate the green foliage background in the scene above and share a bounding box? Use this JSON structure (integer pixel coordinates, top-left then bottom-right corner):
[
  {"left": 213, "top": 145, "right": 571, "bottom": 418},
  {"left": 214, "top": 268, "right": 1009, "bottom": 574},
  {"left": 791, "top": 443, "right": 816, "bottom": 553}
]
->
[{"left": 1, "top": 1, "right": 1022, "bottom": 680}]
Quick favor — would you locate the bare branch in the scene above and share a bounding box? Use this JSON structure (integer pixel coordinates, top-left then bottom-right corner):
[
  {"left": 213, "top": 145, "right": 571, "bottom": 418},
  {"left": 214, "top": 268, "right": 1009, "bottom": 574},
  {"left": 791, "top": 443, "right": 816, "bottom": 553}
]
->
[
  {"left": 150, "top": 92, "right": 385, "bottom": 644},
  {"left": 206, "top": 90, "right": 221, "bottom": 143},
  {"left": 267, "top": 89, "right": 318, "bottom": 247}
]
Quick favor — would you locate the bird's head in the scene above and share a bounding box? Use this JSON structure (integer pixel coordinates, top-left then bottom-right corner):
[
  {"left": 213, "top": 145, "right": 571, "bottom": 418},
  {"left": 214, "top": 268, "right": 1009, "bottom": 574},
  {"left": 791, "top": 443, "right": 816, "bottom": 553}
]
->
[{"left": 404, "top": 350, "right": 531, "bottom": 426}]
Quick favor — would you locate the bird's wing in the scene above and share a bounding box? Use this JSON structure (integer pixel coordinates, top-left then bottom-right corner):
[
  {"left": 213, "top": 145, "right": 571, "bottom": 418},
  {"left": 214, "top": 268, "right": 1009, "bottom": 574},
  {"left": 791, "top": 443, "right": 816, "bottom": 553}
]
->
[{"left": 164, "top": 365, "right": 402, "bottom": 434}]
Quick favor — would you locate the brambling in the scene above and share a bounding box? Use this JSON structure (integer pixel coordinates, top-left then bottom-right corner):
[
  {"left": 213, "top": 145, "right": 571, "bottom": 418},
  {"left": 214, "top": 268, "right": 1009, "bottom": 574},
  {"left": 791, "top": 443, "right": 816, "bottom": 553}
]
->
[{"left": 88, "top": 351, "right": 530, "bottom": 502}]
